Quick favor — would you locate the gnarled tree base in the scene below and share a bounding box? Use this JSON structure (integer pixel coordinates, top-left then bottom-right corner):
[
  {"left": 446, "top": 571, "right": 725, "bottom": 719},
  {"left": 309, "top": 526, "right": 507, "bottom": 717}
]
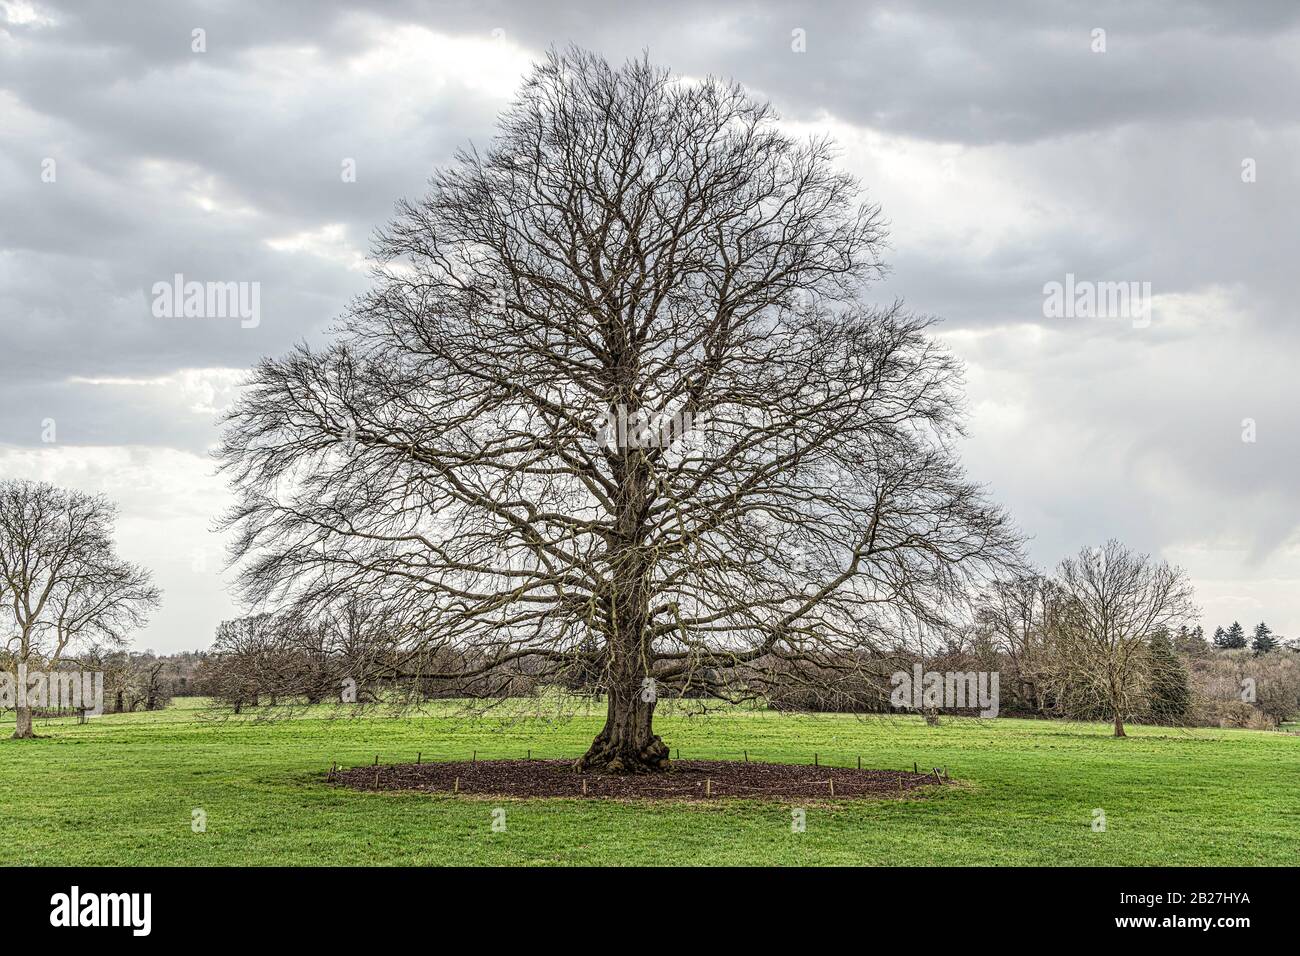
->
[{"left": 575, "top": 731, "right": 670, "bottom": 774}]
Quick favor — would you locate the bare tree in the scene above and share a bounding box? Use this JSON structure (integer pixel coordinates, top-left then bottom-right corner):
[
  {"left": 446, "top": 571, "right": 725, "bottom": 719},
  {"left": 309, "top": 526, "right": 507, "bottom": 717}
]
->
[
  {"left": 203, "top": 614, "right": 283, "bottom": 714},
  {"left": 313, "top": 597, "right": 400, "bottom": 702},
  {"left": 975, "top": 574, "right": 1063, "bottom": 715},
  {"left": 0, "top": 480, "right": 160, "bottom": 737},
  {"left": 1045, "top": 540, "right": 1195, "bottom": 737},
  {"left": 199, "top": 600, "right": 406, "bottom": 713},
  {"left": 218, "top": 49, "right": 1020, "bottom": 772}
]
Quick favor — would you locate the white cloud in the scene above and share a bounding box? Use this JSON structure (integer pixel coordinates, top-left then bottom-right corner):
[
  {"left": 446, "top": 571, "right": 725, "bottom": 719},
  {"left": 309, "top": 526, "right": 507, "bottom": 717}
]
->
[
  {"left": 265, "top": 224, "right": 368, "bottom": 272},
  {"left": 0, "top": 0, "right": 55, "bottom": 28},
  {"left": 67, "top": 368, "right": 244, "bottom": 418}
]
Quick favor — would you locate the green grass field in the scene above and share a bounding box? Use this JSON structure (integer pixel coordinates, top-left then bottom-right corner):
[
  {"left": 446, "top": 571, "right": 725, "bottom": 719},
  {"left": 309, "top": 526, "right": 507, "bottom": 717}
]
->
[{"left": 1, "top": 699, "right": 1295, "bottom": 866}]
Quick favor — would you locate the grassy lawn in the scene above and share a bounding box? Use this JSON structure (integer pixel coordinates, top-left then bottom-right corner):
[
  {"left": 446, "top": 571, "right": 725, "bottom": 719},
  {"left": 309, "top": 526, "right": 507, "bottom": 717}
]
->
[{"left": 1, "top": 699, "right": 1295, "bottom": 866}]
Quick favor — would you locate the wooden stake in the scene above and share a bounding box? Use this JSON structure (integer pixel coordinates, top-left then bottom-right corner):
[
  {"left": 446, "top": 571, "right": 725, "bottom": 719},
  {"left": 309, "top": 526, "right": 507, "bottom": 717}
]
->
[
  {"left": 829, "top": 778, "right": 835, "bottom": 798},
  {"left": 454, "top": 777, "right": 459, "bottom": 794},
  {"left": 582, "top": 778, "right": 588, "bottom": 795},
  {"left": 705, "top": 778, "right": 712, "bottom": 798},
  {"left": 373, "top": 768, "right": 379, "bottom": 787}
]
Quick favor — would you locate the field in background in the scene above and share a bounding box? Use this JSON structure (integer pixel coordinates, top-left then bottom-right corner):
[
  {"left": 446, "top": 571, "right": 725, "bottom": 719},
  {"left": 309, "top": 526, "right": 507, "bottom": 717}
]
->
[{"left": 1, "top": 699, "right": 1295, "bottom": 866}]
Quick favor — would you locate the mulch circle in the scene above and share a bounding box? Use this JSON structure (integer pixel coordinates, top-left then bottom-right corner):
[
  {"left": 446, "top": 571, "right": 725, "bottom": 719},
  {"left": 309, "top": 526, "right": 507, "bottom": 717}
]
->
[{"left": 331, "top": 759, "right": 946, "bottom": 801}]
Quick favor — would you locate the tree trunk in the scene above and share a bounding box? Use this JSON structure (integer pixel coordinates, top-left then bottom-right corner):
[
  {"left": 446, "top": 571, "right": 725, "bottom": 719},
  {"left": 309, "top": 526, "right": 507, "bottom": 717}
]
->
[
  {"left": 578, "top": 423, "right": 670, "bottom": 774},
  {"left": 12, "top": 706, "right": 35, "bottom": 739},
  {"left": 575, "top": 555, "right": 668, "bottom": 774},
  {"left": 574, "top": 534, "right": 669, "bottom": 772},
  {"left": 576, "top": 679, "right": 670, "bottom": 773},
  {"left": 1113, "top": 713, "right": 1126, "bottom": 737}
]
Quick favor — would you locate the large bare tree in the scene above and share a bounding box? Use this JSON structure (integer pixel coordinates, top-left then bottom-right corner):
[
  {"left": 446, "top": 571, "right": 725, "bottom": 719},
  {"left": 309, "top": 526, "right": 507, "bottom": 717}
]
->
[
  {"left": 1046, "top": 540, "right": 1195, "bottom": 737},
  {"left": 219, "top": 49, "right": 1020, "bottom": 771},
  {"left": 0, "top": 480, "right": 160, "bottom": 738}
]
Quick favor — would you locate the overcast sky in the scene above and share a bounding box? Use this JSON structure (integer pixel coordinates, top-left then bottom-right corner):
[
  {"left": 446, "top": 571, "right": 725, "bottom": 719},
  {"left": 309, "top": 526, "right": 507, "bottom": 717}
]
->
[{"left": 3, "top": 0, "right": 1299, "bottom": 652}]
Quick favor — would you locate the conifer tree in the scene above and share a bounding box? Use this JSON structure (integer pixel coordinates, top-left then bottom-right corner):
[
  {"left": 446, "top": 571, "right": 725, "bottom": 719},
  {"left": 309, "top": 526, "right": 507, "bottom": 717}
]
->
[{"left": 1252, "top": 622, "right": 1278, "bottom": 655}]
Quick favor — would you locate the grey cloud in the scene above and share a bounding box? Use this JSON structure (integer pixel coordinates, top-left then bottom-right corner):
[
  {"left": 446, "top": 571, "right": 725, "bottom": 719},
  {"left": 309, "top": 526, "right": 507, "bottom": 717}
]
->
[{"left": 3, "top": 0, "right": 1299, "bottom": 647}]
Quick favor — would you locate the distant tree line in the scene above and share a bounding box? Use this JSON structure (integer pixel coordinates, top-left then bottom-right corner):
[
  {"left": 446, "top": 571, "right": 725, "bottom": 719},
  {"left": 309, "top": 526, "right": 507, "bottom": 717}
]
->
[
  {"left": 189, "top": 540, "right": 1300, "bottom": 735},
  {"left": 1208, "top": 620, "right": 1289, "bottom": 655},
  {"left": 1, "top": 647, "right": 208, "bottom": 717},
  {"left": 771, "top": 543, "right": 1300, "bottom": 732},
  {"left": 191, "top": 597, "right": 557, "bottom": 714}
]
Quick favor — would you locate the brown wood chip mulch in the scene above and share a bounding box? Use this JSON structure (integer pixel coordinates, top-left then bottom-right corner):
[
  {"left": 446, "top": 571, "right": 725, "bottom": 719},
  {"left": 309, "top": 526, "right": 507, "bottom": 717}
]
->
[{"left": 331, "top": 758, "right": 946, "bottom": 801}]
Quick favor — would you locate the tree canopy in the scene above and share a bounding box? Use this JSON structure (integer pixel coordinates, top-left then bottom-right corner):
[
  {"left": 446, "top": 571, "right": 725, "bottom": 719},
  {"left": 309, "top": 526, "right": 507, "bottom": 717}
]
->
[{"left": 219, "top": 49, "right": 1021, "bottom": 770}]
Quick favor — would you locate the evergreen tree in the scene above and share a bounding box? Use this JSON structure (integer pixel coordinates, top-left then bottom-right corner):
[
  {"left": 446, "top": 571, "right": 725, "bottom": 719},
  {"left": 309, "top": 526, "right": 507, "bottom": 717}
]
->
[
  {"left": 1173, "top": 624, "right": 1208, "bottom": 656},
  {"left": 1147, "top": 629, "right": 1191, "bottom": 723},
  {"left": 1252, "top": 621, "right": 1278, "bottom": 655},
  {"left": 1218, "top": 621, "right": 1247, "bottom": 649}
]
